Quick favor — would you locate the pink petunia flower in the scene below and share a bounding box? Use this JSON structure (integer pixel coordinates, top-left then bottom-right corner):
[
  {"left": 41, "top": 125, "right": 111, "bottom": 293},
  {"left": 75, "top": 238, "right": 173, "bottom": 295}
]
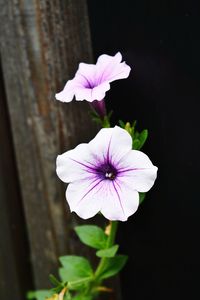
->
[
  {"left": 56, "top": 126, "right": 157, "bottom": 221},
  {"left": 55, "top": 52, "right": 131, "bottom": 118}
]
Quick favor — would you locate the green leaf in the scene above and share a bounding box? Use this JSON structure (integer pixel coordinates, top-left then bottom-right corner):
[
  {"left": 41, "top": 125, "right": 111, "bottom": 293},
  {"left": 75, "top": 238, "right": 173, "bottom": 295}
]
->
[
  {"left": 67, "top": 277, "right": 92, "bottom": 291},
  {"left": 139, "top": 192, "right": 146, "bottom": 204},
  {"left": 27, "top": 290, "right": 52, "bottom": 300},
  {"left": 138, "top": 129, "right": 148, "bottom": 150},
  {"left": 97, "top": 255, "right": 128, "bottom": 280},
  {"left": 118, "top": 120, "right": 125, "bottom": 128},
  {"left": 64, "top": 292, "right": 72, "bottom": 300},
  {"left": 134, "top": 130, "right": 139, "bottom": 139},
  {"left": 132, "top": 120, "right": 137, "bottom": 129},
  {"left": 59, "top": 255, "right": 93, "bottom": 282},
  {"left": 132, "top": 138, "right": 140, "bottom": 150},
  {"left": 49, "top": 274, "right": 61, "bottom": 286},
  {"left": 96, "top": 245, "right": 119, "bottom": 258},
  {"left": 74, "top": 225, "right": 108, "bottom": 249}
]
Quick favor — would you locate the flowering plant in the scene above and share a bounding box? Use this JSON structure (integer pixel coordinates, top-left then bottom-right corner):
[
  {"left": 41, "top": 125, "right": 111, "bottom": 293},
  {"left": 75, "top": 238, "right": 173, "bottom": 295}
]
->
[{"left": 28, "top": 53, "right": 157, "bottom": 300}]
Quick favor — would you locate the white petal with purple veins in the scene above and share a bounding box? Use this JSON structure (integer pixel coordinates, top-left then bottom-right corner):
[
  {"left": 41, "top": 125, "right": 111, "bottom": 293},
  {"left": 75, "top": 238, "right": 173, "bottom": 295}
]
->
[
  {"left": 66, "top": 177, "right": 104, "bottom": 219},
  {"left": 89, "top": 126, "right": 132, "bottom": 164},
  {"left": 56, "top": 143, "right": 98, "bottom": 183},
  {"left": 117, "top": 150, "right": 158, "bottom": 192},
  {"left": 56, "top": 126, "right": 158, "bottom": 221},
  {"left": 101, "top": 179, "right": 139, "bottom": 221}
]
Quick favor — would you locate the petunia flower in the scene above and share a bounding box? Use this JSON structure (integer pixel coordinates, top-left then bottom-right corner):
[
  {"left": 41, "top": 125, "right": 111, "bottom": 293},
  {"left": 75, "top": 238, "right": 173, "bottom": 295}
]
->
[
  {"left": 55, "top": 52, "right": 131, "bottom": 118},
  {"left": 56, "top": 126, "right": 157, "bottom": 221}
]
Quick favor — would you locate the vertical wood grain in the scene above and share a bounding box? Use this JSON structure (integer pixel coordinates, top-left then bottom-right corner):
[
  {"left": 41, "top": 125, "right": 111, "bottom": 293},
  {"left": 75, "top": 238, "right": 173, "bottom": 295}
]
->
[
  {"left": 0, "top": 61, "right": 33, "bottom": 300},
  {"left": 0, "top": 0, "right": 96, "bottom": 289}
]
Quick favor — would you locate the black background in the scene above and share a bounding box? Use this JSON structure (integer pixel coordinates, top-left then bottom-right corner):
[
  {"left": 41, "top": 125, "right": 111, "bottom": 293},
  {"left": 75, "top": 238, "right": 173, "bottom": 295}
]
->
[{"left": 87, "top": 1, "right": 200, "bottom": 299}]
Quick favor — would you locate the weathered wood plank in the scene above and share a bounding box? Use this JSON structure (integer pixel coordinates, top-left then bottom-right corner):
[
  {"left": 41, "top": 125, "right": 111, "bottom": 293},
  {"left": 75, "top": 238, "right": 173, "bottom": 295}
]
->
[
  {"left": 0, "top": 63, "right": 33, "bottom": 298},
  {"left": 0, "top": 0, "right": 96, "bottom": 289}
]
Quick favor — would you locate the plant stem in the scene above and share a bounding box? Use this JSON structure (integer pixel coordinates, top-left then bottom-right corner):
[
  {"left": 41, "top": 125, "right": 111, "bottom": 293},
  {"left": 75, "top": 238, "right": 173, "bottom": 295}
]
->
[{"left": 94, "top": 221, "right": 118, "bottom": 280}]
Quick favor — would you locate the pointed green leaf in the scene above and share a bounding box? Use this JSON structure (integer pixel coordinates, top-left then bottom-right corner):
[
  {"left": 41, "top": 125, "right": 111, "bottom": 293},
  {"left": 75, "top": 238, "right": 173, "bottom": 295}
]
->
[
  {"left": 74, "top": 225, "right": 108, "bottom": 249},
  {"left": 59, "top": 255, "right": 93, "bottom": 282},
  {"left": 49, "top": 274, "right": 61, "bottom": 286},
  {"left": 96, "top": 245, "right": 119, "bottom": 258},
  {"left": 139, "top": 192, "right": 146, "bottom": 204},
  {"left": 118, "top": 120, "right": 125, "bottom": 128},
  {"left": 132, "top": 120, "right": 137, "bottom": 129},
  {"left": 132, "top": 138, "right": 140, "bottom": 150},
  {"left": 97, "top": 255, "right": 128, "bottom": 280},
  {"left": 138, "top": 129, "right": 148, "bottom": 150}
]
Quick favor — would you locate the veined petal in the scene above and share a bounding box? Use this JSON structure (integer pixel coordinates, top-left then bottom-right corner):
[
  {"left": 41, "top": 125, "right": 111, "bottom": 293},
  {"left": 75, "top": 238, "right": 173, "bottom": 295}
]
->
[
  {"left": 96, "top": 52, "right": 131, "bottom": 84},
  {"left": 56, "top": 126, "right": 158, "bottom": 221},
  {"left": 100, "top": 179, "right": 139, "bottom": 221},
  {"left": 89, "top": 126, "right": 132, "bottom": 164},
  {"left": 56, "top": 143, "right": 99, "bottom": 183},
  {"left": 117, "top": 150, "right": 158, "bottom": 192},
  {"left": 91, "top": 81, "right": 110, "bottom": 100},
  {"left": 66, "top": 177, "right": 104, "bottom": 219},
  {"left": 76, "top": 62, "right": 97, "bottom": 88}
]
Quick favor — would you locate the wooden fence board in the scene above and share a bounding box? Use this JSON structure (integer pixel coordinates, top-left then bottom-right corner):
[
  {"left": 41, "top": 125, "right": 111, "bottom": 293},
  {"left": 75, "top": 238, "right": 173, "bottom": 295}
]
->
[
  {"left": 0, "top": 0, "right": 96, "bottom": 289},
  {"left": 0, "top": 63, "right": 33, "bottom": 300}
]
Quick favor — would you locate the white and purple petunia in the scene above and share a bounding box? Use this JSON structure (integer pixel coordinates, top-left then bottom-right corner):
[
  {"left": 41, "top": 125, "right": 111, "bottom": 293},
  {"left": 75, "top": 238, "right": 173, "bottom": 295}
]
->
[
  {"left": 56, "top": 126, "right": 158, "bottom": 221},
  {"left": 55, "top": 52, "right": 131, "bottom": 103}
]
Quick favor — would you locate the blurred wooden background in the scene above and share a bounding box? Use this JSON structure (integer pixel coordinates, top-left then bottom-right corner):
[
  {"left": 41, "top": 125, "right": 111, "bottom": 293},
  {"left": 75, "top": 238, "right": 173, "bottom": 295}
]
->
[{"left": 0, "top": 0, "right": 99, "bottom": 299}]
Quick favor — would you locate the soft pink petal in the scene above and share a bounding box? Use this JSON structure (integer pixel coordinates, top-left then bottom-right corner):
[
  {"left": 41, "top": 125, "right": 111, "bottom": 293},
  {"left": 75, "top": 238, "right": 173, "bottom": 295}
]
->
[
  {"left": 88, "top": 126, "right": 132, "bottom": 164},
  {"left": 56, "top": 143, "right": 98, "bottom": 183},
  {"left": 100, "top": 179, "right": 139, "bottom": 221},
  {"left": 56, "top": 63, "right": 97, "bottom": 102},
  {"left": 117, "top": 150, "right": 158, "bottom": 192},
  {"left": 55, "top": 80, "right": 77, "bottom": 102},
  {"left": 96, "top": 52, "right": 131, "bottom": 84},
  {"left": 91, "top": 81, "right": 110, "bottom": 100},
  {"left": 74, "top": 82, "right": 109, "bottom": 101},
  {"left": 76, "top": 63, "right": 97, "bottom": 88},
  {"left": 74, "top": 87, "right": 94, "bottom": 101}
]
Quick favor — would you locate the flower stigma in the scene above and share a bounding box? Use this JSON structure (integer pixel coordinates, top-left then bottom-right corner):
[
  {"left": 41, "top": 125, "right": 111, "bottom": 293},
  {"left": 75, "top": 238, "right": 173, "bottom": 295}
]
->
[
  {"left": 96, "top": 162, "right": 117, "bottom": 180},
  {"left": 105, "top": 172, "right": 115, "bottom": 180}
]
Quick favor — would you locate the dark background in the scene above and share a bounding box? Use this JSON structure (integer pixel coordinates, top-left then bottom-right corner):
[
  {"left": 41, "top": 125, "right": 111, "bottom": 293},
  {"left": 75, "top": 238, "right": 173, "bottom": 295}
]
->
[{"left": 87, "top": 1, "right": 200, "bottom": 299}]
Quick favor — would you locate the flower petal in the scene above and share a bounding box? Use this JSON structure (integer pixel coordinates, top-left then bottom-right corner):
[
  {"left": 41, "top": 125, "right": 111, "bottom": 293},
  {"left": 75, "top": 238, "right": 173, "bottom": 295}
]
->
[
  {"left": 96, "top": 52, "right": 131, "bottom": 84},
  {"left": 74, "top": 87, "right": 94, "bottom": 101},
  {"left": 117, "top": 150, "right": 158, "bottom": 192},
  {"left": 91, "top": 82, "right": 110, "bottom": 101},
  {"left": 66, "top": 177, "right": 104, "bottom": 219},
  {"left": 55, "top": 80, "right": 77, "bottom": 102},
  {"left": 100, "top": 179, "right": 139, "bottom": 221},
  {"left": 76, "top": 63, "right": 97, "bottom": 88},
  {"left": 56, "top": 144, "right": 99, "bottom": 183},
  {"left": 88, "top": 126, "right": 132, "bottom": 164}
]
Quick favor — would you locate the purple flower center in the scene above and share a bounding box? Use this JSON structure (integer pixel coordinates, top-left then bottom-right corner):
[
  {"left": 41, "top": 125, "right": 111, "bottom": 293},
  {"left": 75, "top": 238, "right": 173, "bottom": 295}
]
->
[
  {"left": 84, "top": 81, "right": 95, "bottom": 89},
  {"left": 81, "top": 76, "right": 97, "bottom": 89},
  {"left": 96, "top": 162, "right": 117, "bottom": 180}
]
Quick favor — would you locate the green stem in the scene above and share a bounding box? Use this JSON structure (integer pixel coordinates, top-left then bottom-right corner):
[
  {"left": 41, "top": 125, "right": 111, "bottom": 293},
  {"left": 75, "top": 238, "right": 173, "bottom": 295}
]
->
[{"left": 94, "top": 221, "right": 118, "bottom": 280}]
